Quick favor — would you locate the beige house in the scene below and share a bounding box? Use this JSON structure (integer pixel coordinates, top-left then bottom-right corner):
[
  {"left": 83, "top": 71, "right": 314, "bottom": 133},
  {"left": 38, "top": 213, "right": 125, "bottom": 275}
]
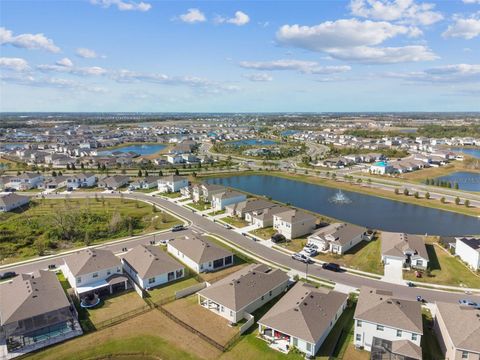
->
[
  {"left": 381, "top": 232, "right": 429, "bottom": 270},
  {"left": 273, "top": 209, "right": 317, "bottom": 240},
  {"left": 198, "top": 264, "right": 290, "bottom": 323},
  {"left": 307, "top": 223, "right": 369, "bottom": 254},
  {"left": 192, "top": 183, "right": 226, "bottom": 203},
  {"left": 434, "top": 301, "right": 480, "bottom": 360},
  {"left": 225, "top": 199, "right": 277, "bottom": 219}
]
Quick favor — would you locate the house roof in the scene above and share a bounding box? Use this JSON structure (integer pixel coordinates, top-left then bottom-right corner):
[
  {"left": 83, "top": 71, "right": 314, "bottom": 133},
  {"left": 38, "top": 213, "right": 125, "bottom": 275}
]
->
[
  {"left": 198, "top": 264, "right": 289, "bottom": 311},
  {"left": 309, "top": 223, "right": 366, "bottom": 246},
  {"left": 274, "top": 209, "right": 316, "bottom": 224},
  {"left": 0, "top": 270, "right": 70, "bottom": 326},
  {"left": 64, "top": 248, "right": 121, "bottom": 277},
  {"left": 0, "top": 193, "right": 29, "bottom": 208},
  {"left": 212, "top": 190, "right": 245, "bottom": 201},
  {"left": 158, "top": 174, "right": 186, "bottom": 183},
  {"left": 168, "top": 235, "right": 233, "bottom": 264},
  {"left": 354, "top": 287, "right": 423, "bottom": 334},
  {"left": 435, "top": 301, "right": 480, "bottom": 353},
  {"left": 381, "top": 232, "right": 429, "bottom": 260},
  {"left": 456, "top": 237, "right": 480, "bottom": 252},
  {"left": 122, "top": 245, "right": 183, "bottom": 279},
  {"left": 251, "top": 205, "right": 291, "bottom": 221},
  {"left": 225, "top": 199, "right": 276, "bottom": 214},
  {"left": 391, "top": 340, "right": 422, "bottom": 360},
  {"left": 258, "top": 282, "right": 348, "bottom": 343}
]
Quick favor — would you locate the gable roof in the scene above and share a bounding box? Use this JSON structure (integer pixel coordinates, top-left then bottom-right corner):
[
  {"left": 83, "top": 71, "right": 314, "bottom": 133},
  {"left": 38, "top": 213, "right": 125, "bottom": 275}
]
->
[
  {"left": 225, "top": 199, "right": 276, "bottom": 214},
  {"left": 0, "top": 193, "right": 29, "bottom": 208},
  {"left": 274, "top": 209, "right": 316, "bottom": 224},
  {"left": 309, "top": 223, "right": 366, "bottom": 246},
  {"left": 381, "top": 232, "right": 429, "bottom": 260},
  {"left": 64, "top": 248, "right": 121, "bottom": 277},
  {"left": 391, "top": 340, "right": 422, "bottom": 360},
  {"left": 212, "top": 190, "right": 245, "bottom": 200},
  {"left": 0, "top": 270, "right": 70, "bottom": 326},
  {"left": 259, "top": 282, "right": 348, "bottom": 343},
  {"left": 456, "top": 237, "right": 480, "bottom": 252},
  {"left": 354, "top": 287, "right": 423, "bottom": 334},
  {"left": 435, "top": 301, "right": 480, "bottom": 353},
  {"left": 122, "top": 245, "right": 183, "bottom": 279},
  {"left": 168, "top": 235, "right": 233, "bottom": 264},
  {"left": 198, "top": 264, "right": 289, "bottom": 311}
]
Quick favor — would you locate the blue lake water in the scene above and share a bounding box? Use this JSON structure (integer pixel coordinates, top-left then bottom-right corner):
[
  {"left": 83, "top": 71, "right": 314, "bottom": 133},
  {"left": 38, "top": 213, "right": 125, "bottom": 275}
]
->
[
  {"left": 281, "top": 130, "right": 299, "bottom": 136},
  {"left": 435, "top": 172, "right": 480, "bottom": 192},
  {"left": 207, "top": 175, "right": 480, "bottom": 236},
  {"left": 98, "top": 144, "right": 166, "bottom": 156},
  {"left": 453, "top": 148, "right": 480, "bottom": 159},
  {"left": 228, "top": 139, "right": 277, "bottom": 147}
]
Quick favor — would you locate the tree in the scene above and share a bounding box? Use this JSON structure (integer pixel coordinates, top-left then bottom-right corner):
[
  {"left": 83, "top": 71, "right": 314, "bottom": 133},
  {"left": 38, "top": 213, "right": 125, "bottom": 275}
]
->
[
  {"left": 454, "top": 182, "right": 459, "bottom": 190},
  {"left": 425, "top": 192, "right": 430, "bottom": 200},
  {"left": 52, "top": 170, "right": 57, "bottom": 177},
  {"left": 394, "top": 188, "right": 400, "bottom": 195},
  {"left": 465, "top": 199, "right": 470, "bottom": 207},
  {"left": 144, "top": 170, "right": 149, "bottom": 176},
  {"left": 84, "top": 231, "right": 92, "bottom": 246},
  {"left": 174, "top": 168, "right": 180, "bottom": 175},
  {"left": 71, "top": 164, "right": 76, "bottom": 171},
  {"left": 152, "top": 204, "right": 157, "bottom": 213},
  {"left": 138, "top": 169, "right": 143, "bottom": 177},
  {"left": 403, "top": 188, "right": 409, "bottom": 196},
  {"left": 455, "top": 197, "right": 461, "bottom": 205},
  {"left": 80, "top": 163, "right": 85, "bottom": 170},
  {"left": 66, "top": 164, "right": 71, "bottom": 170},
  {"left": 414, "top": 192, "right": 419, "bottom": 199},
  {"left": 158, "top": 170, "right": 163, "bottom": 176},
  {"left": 440, "top": 196, "right": 446, "bottom": 203}
]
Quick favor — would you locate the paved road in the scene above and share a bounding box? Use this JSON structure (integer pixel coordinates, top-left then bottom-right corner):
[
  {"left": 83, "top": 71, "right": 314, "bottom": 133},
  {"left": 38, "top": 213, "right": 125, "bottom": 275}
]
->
[{"left": 4, "top": 191, "right": 479, "bottom": 305}]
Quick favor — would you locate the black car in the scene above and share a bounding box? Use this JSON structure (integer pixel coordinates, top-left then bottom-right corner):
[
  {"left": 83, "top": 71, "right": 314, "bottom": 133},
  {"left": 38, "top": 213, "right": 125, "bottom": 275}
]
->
[
  {"left": 322, "top": 263, "right": 341, "bottom": 272},
  {"left": 271, "top": 233, "right": 286, "bottom": 243},
  {"left": 0, "top": 271, "right": 17, "bottom": 280},
  {"left": 171, "top": 225, "right": 185, "bottom": 232}
]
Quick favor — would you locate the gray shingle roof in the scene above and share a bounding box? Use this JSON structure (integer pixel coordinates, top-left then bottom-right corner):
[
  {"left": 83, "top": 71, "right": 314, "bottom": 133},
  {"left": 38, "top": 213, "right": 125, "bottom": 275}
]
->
[
  {"left": 122, "top": 245, "right": 183, "bottom": 279},
  {"left": 64, "top": 248, "right": 121, "bottom": 277},
  {"left": 381, "top": 232, "right": 429, "bottom": 261},
  {"left": 168, "top": 235, "right": 233, "bottom": 264}
]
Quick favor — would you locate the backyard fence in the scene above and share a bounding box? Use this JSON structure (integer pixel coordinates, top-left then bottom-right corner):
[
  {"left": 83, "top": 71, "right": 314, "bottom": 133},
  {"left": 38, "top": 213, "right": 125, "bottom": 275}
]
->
[
  {"left": 92, "top": 304, "right": 152, "bottom": 332},
  {"left": 175, "top": 282, "right": 207, "bottom": 299},
  {"left": 239, "top": 313, "right": 255, "bottom": 335}
]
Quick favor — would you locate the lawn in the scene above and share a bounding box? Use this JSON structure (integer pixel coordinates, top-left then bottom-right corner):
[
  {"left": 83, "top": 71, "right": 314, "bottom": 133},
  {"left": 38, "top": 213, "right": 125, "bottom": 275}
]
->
[
  {"left": 187, "top": 201, "right": 212, "bottom": 211},
  {"left": 86, "top": 291, "right": 148, "bottom": 327},
  {"left": 0, "top": 198, "right": 181, "bottom": 264},
  {"left": 221, "top": 216, "right": 250, "bottom": 228},
  {"left": 146, "top": 275, "right": 201, "bottom": 304},
  {"left": 207, "top": 209, "right": 226, "bottom": 216},
  {"left": 163, "top": 295, "right": 239, "bottom": 346},
  {"left": 421, "top": 308, "right": 444, "bottom": 360},
  {"left": 403, "top": 240, "right": 480, "bottom": 288},
  {"left": 279, "top": 235, "right": 384, "bottom": 275},
  {"left": 27, "top": 310, "right": 221, "bottom": 360},
  {"left": 250, "top": 227, "right": 277, "bottom": 240},
  {"left": 161, "top": 191, "right": 182, "bottom": 198}
]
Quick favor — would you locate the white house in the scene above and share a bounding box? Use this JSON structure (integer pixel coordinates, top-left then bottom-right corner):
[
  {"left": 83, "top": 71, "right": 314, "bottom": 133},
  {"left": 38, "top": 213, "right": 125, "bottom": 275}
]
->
[
  {"left": 192, "top": 183, "right": 226, "bottom": 203},
  {"left": 369, "top": 161, "right": 393, "bottom": 175},
  {"left": 157, "top": 175, "right": 188, "bottom": 193},
  {"left": 273, "top": 209, "right": 317, "bottom": 240},
  {"left": 66, "top": 173, "right": 96, "bottom": 189},
  {"left": 455, "top": 237, "right": 480, "bottom": 271},
  {"left": 167, "top": 235, "right": 234, "bottom": 273},
  {"left": 211, "top": 190, "right": 247, "bottom": 211},
  {"left": 381, "top": 232, "right": 429, "bottom": 270},
  {"left": 0, "top": 193, "right": 30, "bottom": 212},
  {"left": 122, "top": 245, "right": 184, "bottom": 290},
  {"left": 247, "top": 205, "right": 291, "bottom": 228},
  {"left": 307, "top": 223, "right": 369, "bottom": 254},
  {"left": 258, "top": 282, "right": 348, "bottom": 357},
  {"left": 354, "top": 287, "right": 423, "bottom": 360},
  {"left": 7, "top": 173, "right": 44, "bottom": 190},
  {"left": 166, "top": 154, "right": 184, "bottom": 164},
  {"left": 198, "top": 264, "right": 290, "bottom": 323},
  {"left": 129, "top": 176, "right": 160, "bottom": 190},
  {"left": 62, "top": 248, "right": 128, "bottom": 297}
]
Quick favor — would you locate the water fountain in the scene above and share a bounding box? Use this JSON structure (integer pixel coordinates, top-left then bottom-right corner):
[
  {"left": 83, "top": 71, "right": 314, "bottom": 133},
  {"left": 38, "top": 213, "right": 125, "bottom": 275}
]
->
[{"left": 329, "top": 190, "right": 352, "bottom": 204}]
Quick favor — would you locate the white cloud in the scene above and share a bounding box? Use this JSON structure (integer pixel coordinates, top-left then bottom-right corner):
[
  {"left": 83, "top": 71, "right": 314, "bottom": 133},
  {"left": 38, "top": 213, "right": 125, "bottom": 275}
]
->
[
  {"left": 179, "top": 8, "right": 206, "bottom": 23},
  {"left": 0, "top": 57, "right": 30, "bottom": 71},
  {"left": 216, "top": 11, "right": 250, "bottom": 26},
  {"left": 242, "top": 73, "right": 273, "bottom": 82},
  {"left": 90, "top": 0, "right": 151, "bottom": 12},
  {"left": 350, "top": 0, "right": 443, "bottom": 25},
  {"left": 276, "top": 19, "right": 437, "bottom": 63},
  {"left": 0, "top": 27, "right": 60, "bottom": 53},
  {"left": 56, "top": 58, "right": 74, "bottom": 67},
  {"left": 386, "top": 64, "right": 480, "bottom": 82},
  {"left": 463, "top": 0, "right": 480, "bottom": 4},
  {"left": 37, "top": 62, "right": 108, "bottom": 76},
  {"left": 0, "top": 73, "right": 108, "bottom": 92},
  {"left": 442, "top": 16, "right": 480, "bottom": 39},
  {"left": 239, "top": 59, "right": 352, "bottom": 74},
  {"left": 76, "top": 48, "right": 101, "bottom": 58}
]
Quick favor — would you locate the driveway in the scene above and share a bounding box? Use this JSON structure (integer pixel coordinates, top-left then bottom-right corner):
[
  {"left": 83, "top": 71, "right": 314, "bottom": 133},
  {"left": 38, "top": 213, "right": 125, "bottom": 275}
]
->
[{"left": 382, "top": 258, "right": 404, "bottom": 284}]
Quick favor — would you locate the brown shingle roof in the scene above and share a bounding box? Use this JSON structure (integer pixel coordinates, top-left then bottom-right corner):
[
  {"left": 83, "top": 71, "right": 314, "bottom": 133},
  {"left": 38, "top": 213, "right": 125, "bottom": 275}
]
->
[
  {"left": 64, "top": 248, "right": 121, "bottom": 277},
  {"left": 168, "top": 235, "right": 233, "bottom": 264},
  {"left": 122, "top": 245, "right": 183, "bottom": 279},
  {"left": 381, "top": 232, "right": 429, "bottom": 261}
]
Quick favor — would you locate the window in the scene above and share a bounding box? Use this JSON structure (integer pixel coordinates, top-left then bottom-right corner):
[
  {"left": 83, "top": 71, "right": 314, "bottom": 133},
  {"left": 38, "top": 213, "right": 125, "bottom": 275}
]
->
[
  {"left": 77, "top": 277, "right": 81, "bottom": 283},
  {"left": 306, "top": 343, "right": 312, "bottom": 352},
  {"left": 230, "top": 310, "right": 233, "bottom": 316},
  {"left": 357, "top": 320, "right": 362, "bottom": 327},
  {"left": 417, "top": 260, "right": 423, "bottom": 266},
  {"left": 397, "top": 330, "right": 402, "bottom": 337},
  {"left": 356, "top": 334, "right": 361, "bottom": 342},
  {"left": 461, "top": 351, "right": 468, "bottom": 359},
  {"left": 148, "top": 277, "right": 155, "bottom": 284},
  {"left": 220, "top": 306, "right": 224, "bottom": 312},
  {"left": 292, "top": 338, "right": 298, "bottom": 347},
  {"left": 176, "top": 269, "right": 183, "bottom": 278},
  {"left": 412, "top": 334, "right": 418, "bottom": 341},
  {"left": 377, "top": 325, "right": 384, "bottom": 331},
  {"left": 92, "top": 273, "right": 98, "bottom": 278},
  {"left": 269, "top": 290, "right": 272, "bottom": 297},
  {"left": 261, "top": 296, "right": 264, "bottom": 301},
  {"left": 107, "top": 271, "right": 111, "bottom": 275}
]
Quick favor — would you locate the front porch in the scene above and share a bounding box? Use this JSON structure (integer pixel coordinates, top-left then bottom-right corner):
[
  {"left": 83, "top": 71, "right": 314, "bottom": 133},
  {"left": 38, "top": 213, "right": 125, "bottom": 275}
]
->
[{"left": 76, "top": 274, "right": 130, "bottom": 299}]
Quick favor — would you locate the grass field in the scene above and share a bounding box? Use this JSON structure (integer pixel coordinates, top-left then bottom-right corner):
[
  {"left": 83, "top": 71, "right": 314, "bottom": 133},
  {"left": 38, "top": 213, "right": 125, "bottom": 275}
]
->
[
  {"left": 221, "top": 216, "right": 249, "bottom": 228},
  {"left": 187, "top": 201, "right": 212, "bottom": 211},
  {"left": 250, "top": 227, "right": 277, "bottom": 240},
  {"left": 0, "top": 198, "right": 181, "bottom": 264},
  {"left": 161, "top": 191, "right": 182, "bottom": 198},
  {"left": 403, "top": 240, "right": 480, "bottom": 288},
  {"left": 146, "top": 275, "right": 201, "bottom": 304}
]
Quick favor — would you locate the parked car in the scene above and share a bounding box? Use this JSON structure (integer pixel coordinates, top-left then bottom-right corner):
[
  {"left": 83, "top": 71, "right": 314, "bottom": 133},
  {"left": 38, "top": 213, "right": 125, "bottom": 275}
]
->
[
  {"left": 0, "top": 271, "right": 17, "bottom": 280},
  {"left": 416, "top": 296, "right": 426, "bottom": 303},
  {"left": 171, "top": 224, "right": 185, "bottom": 232},
  {"left": 322, "top": 263, "right": 341, "bottom": 272},
  {"left": 292, "top": 253, "right": 313, "bottom": 264},
  {"left": 271, "top": 233, "right": 286, "bottom": 243},
  {"left": 406, "top": 281, "right": 415, "bottom": 287},
  {"left": 458, "top": 299, "right": 479, "bottom": 308},
  {"left": 302, "top": 246, "right": 318, "bottom": 257}
]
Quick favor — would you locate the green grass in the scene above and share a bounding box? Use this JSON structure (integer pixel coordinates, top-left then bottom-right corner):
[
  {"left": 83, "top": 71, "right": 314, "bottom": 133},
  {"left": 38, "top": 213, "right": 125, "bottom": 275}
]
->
[
  {"left": 187, "top": 201, "right": 211, "bottom": 211},
  {"left": 161, "top": 191, "right": 182, "bottom": 198},
  {"left": 250, "top": 227, "right": 277, "bottom": 240},
  {"left": 421, "top": 308, "right": 444, "bottom": 360},
  {"left": 404, "top": 241, "right": 480, "bottom": 288},
  {"left": 56, "top": 272, "right": 71, "bottom": 292},
  {"left": 146, "top": 275, "right": 200, "bottom": 304},
  {"left": 221, "top": 216, "right": 249, "bottom": 228},
  {"left": 206, "top": 209, "right": 226, "bottom": 216}
]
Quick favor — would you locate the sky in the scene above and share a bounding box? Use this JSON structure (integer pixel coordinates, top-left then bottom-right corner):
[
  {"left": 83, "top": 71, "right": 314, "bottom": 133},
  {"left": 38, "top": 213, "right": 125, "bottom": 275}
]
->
[{"left": 0, "top": 0, "right": 479, "bottom": 112}]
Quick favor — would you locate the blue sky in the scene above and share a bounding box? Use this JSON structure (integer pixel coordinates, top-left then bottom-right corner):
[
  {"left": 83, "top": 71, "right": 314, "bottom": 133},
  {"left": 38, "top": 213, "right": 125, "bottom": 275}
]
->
[{"left": 0, "top": 0, "right": 479, "bottom": 112}]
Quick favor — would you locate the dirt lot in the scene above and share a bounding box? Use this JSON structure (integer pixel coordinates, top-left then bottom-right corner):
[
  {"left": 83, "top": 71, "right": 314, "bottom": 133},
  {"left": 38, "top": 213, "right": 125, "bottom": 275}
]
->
[
  {"left": 87, "top": 291, "right": 148, "bottom": 325},
  {"left": 163, "top": 295, "right": 239, "bottom": 346}
]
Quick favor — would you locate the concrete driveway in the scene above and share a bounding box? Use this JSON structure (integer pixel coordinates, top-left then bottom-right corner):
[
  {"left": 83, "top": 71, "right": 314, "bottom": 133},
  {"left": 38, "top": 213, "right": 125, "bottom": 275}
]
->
[{"left": 382, "top": 258, "right": 405, "bottom": 284}]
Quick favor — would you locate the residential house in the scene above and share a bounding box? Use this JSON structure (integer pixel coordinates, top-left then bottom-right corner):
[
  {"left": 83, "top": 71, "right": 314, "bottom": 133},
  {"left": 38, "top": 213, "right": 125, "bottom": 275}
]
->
[
  {"left": 258, "top": 282, "right": 348, "bottom": 357},
  {"left": 122, "top": 245, "right": 184, "bottom": 290},
  {"left": 434, "top": 301, "right": 480, "bottom": 360},
  {"left": 247, "top": 205, "right": 291, "bottom": 228},
  {"left": 455, "top": 237, "right": 480, "bottom": 271},
  {"left": 381, "top": 232, "right": 429, "bottom": 270},
  {"left": 62, "top": 248, "right": 128, "bottom": 297},
  {"left": 307, "top": 223, "right": 369, "bottom": 254},
  {"left": 66, "top": 173, "right": 96, "bottom": 189},
  {"left": 167, "top": 235, "right": 233, "bottom": 273},
  {"left": 354, "top": 287, "right": 423, "bottom": 359},
  {"left": 157, "top": 175, "right": 188, "bottom": 193},
  {"left": 0, "top": 193, "right": 30, "bottom": 212},
  {"left": 97, "top": 175, "right": 130, "bottom": 190},
  {"left": 369, "top": 161, "right": 393, "bottom": 175},
  {"left": 129, "top": 176, "right": 160, "bottom": 190},
  {"left": 38, "top": 176, "right": 68, "bottom": 190},
  {"left": 225, "top": 199, "right": 277, "bottom": 219},
  {"left": 211, "top": 190, "right": 247, "bottom": 211},
  {"left": 166, "top": 154, "right": 184, "bottom": 164},
  {"left": 0, "top": 270, "right": 82, "bottom": 359},
  {"left": 7, "top": 173, "right": 43, "bottom": 190},
  {"left": 273, "top": 209, "right": 317, "bottom": 240},
  {"left": 198, "top": 264, "right": 290, "bottom": 323},
  {"left": 192, "top": 183, "right": 226, "bottom": 203}
]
